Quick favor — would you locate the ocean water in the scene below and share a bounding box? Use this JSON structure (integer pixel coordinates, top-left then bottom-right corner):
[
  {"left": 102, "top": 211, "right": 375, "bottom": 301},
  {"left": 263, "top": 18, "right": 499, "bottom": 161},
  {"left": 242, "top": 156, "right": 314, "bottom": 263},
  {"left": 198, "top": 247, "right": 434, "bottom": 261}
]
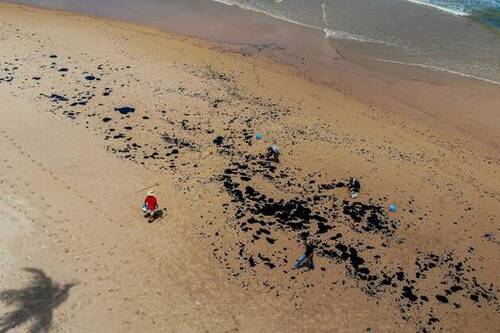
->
[
  {"left": 223, "top": 0, "right": 500, "bottom": 29},
  {"left": 408, "top": 0, "right": 500, "bottom": 27},
  {"left": 216, "top": 0, "right": 500, "bottom": 84}
]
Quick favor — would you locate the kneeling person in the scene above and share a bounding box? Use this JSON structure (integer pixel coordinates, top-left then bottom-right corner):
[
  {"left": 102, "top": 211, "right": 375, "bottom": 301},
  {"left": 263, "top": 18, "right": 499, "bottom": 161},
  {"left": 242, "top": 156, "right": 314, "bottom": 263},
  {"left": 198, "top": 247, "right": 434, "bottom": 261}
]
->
[
  {"left": 266, "top": 144, "right": 280, "bottom": 162},
  {"left": 143, "top": 190, "right": 159, "bottom": 222},
  {"left": 348, "top": 177, "right": 361, "bottom": 198}
]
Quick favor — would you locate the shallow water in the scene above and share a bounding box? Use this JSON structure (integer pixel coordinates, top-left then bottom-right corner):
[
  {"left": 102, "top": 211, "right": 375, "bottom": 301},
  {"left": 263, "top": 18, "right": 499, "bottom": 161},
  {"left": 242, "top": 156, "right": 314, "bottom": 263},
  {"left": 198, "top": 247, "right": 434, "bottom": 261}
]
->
[{"left": 228, "top": 0, "right": 500, "bottom": 84}]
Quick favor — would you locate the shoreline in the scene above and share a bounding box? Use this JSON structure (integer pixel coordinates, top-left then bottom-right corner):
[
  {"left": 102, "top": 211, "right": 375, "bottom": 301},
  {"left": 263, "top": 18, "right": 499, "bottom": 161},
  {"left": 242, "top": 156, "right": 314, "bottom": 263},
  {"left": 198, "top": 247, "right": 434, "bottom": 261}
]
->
[
  {"left": 3, "top": 0, "right": 500, "bottom": 87},
  {"left": 4, "top": 0, "right": 500, "bottom": 86},
  {"left": 0, "top": 2, "right": 499, "bottom": 332},
  {"left": 212, "top": 0, "right": 500, "bottom": 87}
]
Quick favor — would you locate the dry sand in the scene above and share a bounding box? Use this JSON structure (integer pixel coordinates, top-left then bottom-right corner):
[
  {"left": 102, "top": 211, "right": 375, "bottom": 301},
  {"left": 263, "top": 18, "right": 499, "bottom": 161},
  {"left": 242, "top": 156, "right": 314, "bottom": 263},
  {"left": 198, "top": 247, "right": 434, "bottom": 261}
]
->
[{"left": 0, "top": 3, "right": 499, "bottom": 332}]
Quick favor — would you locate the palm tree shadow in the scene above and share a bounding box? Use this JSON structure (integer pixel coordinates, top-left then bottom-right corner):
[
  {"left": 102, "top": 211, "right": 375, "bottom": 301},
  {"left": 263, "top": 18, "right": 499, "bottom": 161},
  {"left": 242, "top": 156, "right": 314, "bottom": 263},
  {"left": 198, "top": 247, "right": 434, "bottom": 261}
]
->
[{"left": 0, "top": 268, "right": 76, "bottom": 333}]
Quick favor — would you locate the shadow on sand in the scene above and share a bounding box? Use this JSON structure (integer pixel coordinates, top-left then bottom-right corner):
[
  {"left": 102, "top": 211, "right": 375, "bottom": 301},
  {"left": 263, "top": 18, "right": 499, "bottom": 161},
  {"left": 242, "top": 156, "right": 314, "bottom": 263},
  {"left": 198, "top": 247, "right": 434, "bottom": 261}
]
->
[
  {"left": 145, "top": 208, "right": 166, "bottom": 224},
  {"left": 0, "top": 268, "right": 76, "bottom": 333},
  {"left": 149, "top": 209, "right": 165, "bottom": 223}
]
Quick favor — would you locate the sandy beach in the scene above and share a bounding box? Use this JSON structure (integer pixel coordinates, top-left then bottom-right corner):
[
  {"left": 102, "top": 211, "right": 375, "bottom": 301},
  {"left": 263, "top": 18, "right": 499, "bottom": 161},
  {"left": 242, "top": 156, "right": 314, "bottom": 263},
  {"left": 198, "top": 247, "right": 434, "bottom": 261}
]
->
[{"left": 0, "top": 2, "right": 499, "bottom": 332}]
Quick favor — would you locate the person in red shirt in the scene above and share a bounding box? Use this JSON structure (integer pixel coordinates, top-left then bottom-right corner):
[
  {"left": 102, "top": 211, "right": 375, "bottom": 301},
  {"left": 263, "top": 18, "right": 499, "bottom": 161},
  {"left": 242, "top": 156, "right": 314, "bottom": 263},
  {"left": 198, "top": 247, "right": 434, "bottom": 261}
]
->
[{"left": 143, "top": 190, "right": 159, "bottom": 222}]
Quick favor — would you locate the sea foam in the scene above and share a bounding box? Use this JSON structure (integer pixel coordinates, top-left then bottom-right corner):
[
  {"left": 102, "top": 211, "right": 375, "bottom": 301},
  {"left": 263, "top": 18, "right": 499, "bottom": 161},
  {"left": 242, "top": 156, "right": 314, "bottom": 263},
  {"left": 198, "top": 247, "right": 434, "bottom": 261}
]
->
[
  {"left": 323, "top": 29, "right": 398, "bottom": 47},
  {"left": 376, "top": 58, "right": 500, "bottom": 86},
  {"left": 405, "top": 0, "right": 470, "bottom": 16}
]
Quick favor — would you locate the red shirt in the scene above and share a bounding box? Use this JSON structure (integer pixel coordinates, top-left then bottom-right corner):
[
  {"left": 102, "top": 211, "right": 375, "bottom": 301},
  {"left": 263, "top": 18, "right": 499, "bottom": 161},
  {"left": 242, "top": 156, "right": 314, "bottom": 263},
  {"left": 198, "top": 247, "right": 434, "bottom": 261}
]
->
[{"left": 144, "top": 195, "right": 158, "bottom": 210}]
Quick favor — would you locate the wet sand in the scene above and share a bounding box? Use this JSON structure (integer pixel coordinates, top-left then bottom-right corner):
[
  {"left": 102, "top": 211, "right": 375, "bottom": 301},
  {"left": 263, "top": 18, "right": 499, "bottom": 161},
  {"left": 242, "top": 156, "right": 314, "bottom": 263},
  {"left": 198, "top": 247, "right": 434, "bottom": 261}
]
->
[{"left": 0, "top": 2, "right": 499, "bottom": 332}]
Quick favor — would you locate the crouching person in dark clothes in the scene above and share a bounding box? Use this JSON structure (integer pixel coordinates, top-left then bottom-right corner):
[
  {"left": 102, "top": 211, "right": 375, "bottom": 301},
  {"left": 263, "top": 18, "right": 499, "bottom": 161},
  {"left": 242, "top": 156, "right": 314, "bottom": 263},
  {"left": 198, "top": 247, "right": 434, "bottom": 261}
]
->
[
  {"left": 294, "top": 242, "right": 315, "bottom": 270},
  {"left": 348, "top": 177, "right": 361, "bottom": 199},
  {"left": 266, "top": 144, "right": 280, "bottom": 162}
]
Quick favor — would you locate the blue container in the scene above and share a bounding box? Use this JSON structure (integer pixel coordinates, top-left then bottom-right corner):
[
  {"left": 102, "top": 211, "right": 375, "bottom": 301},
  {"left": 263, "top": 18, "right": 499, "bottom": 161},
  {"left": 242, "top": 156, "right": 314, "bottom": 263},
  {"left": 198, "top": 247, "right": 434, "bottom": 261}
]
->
[
  {"left": 389, "top": 204, "right": 398, "bottom": 212},
  {"left": 255, "top": 133, "right": 263, "bottom": 140}
]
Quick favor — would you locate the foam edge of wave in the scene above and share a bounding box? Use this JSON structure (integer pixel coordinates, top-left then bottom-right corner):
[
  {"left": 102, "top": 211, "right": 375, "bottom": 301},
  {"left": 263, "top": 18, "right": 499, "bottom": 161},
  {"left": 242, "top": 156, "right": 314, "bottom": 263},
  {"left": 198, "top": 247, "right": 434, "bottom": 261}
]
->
[
  {"left": 405, "top": 0, "right": 469, "bottom": 16},
  {"left": 376, "top": 58, "right": 500, "bottom": 86}
]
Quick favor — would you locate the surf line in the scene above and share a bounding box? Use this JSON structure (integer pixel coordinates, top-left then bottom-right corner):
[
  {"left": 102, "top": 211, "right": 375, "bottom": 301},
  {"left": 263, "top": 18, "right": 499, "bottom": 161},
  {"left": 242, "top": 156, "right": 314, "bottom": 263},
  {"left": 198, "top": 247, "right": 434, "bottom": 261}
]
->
[
  {"left": 376, "top": 58, "right": 500, "bottom": 86},
  {"left": 405, "top": 0, "right": 469, "bottom": 16},
  {"left": 214, "top": 1, "right": 322, "bottom": 32}
]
